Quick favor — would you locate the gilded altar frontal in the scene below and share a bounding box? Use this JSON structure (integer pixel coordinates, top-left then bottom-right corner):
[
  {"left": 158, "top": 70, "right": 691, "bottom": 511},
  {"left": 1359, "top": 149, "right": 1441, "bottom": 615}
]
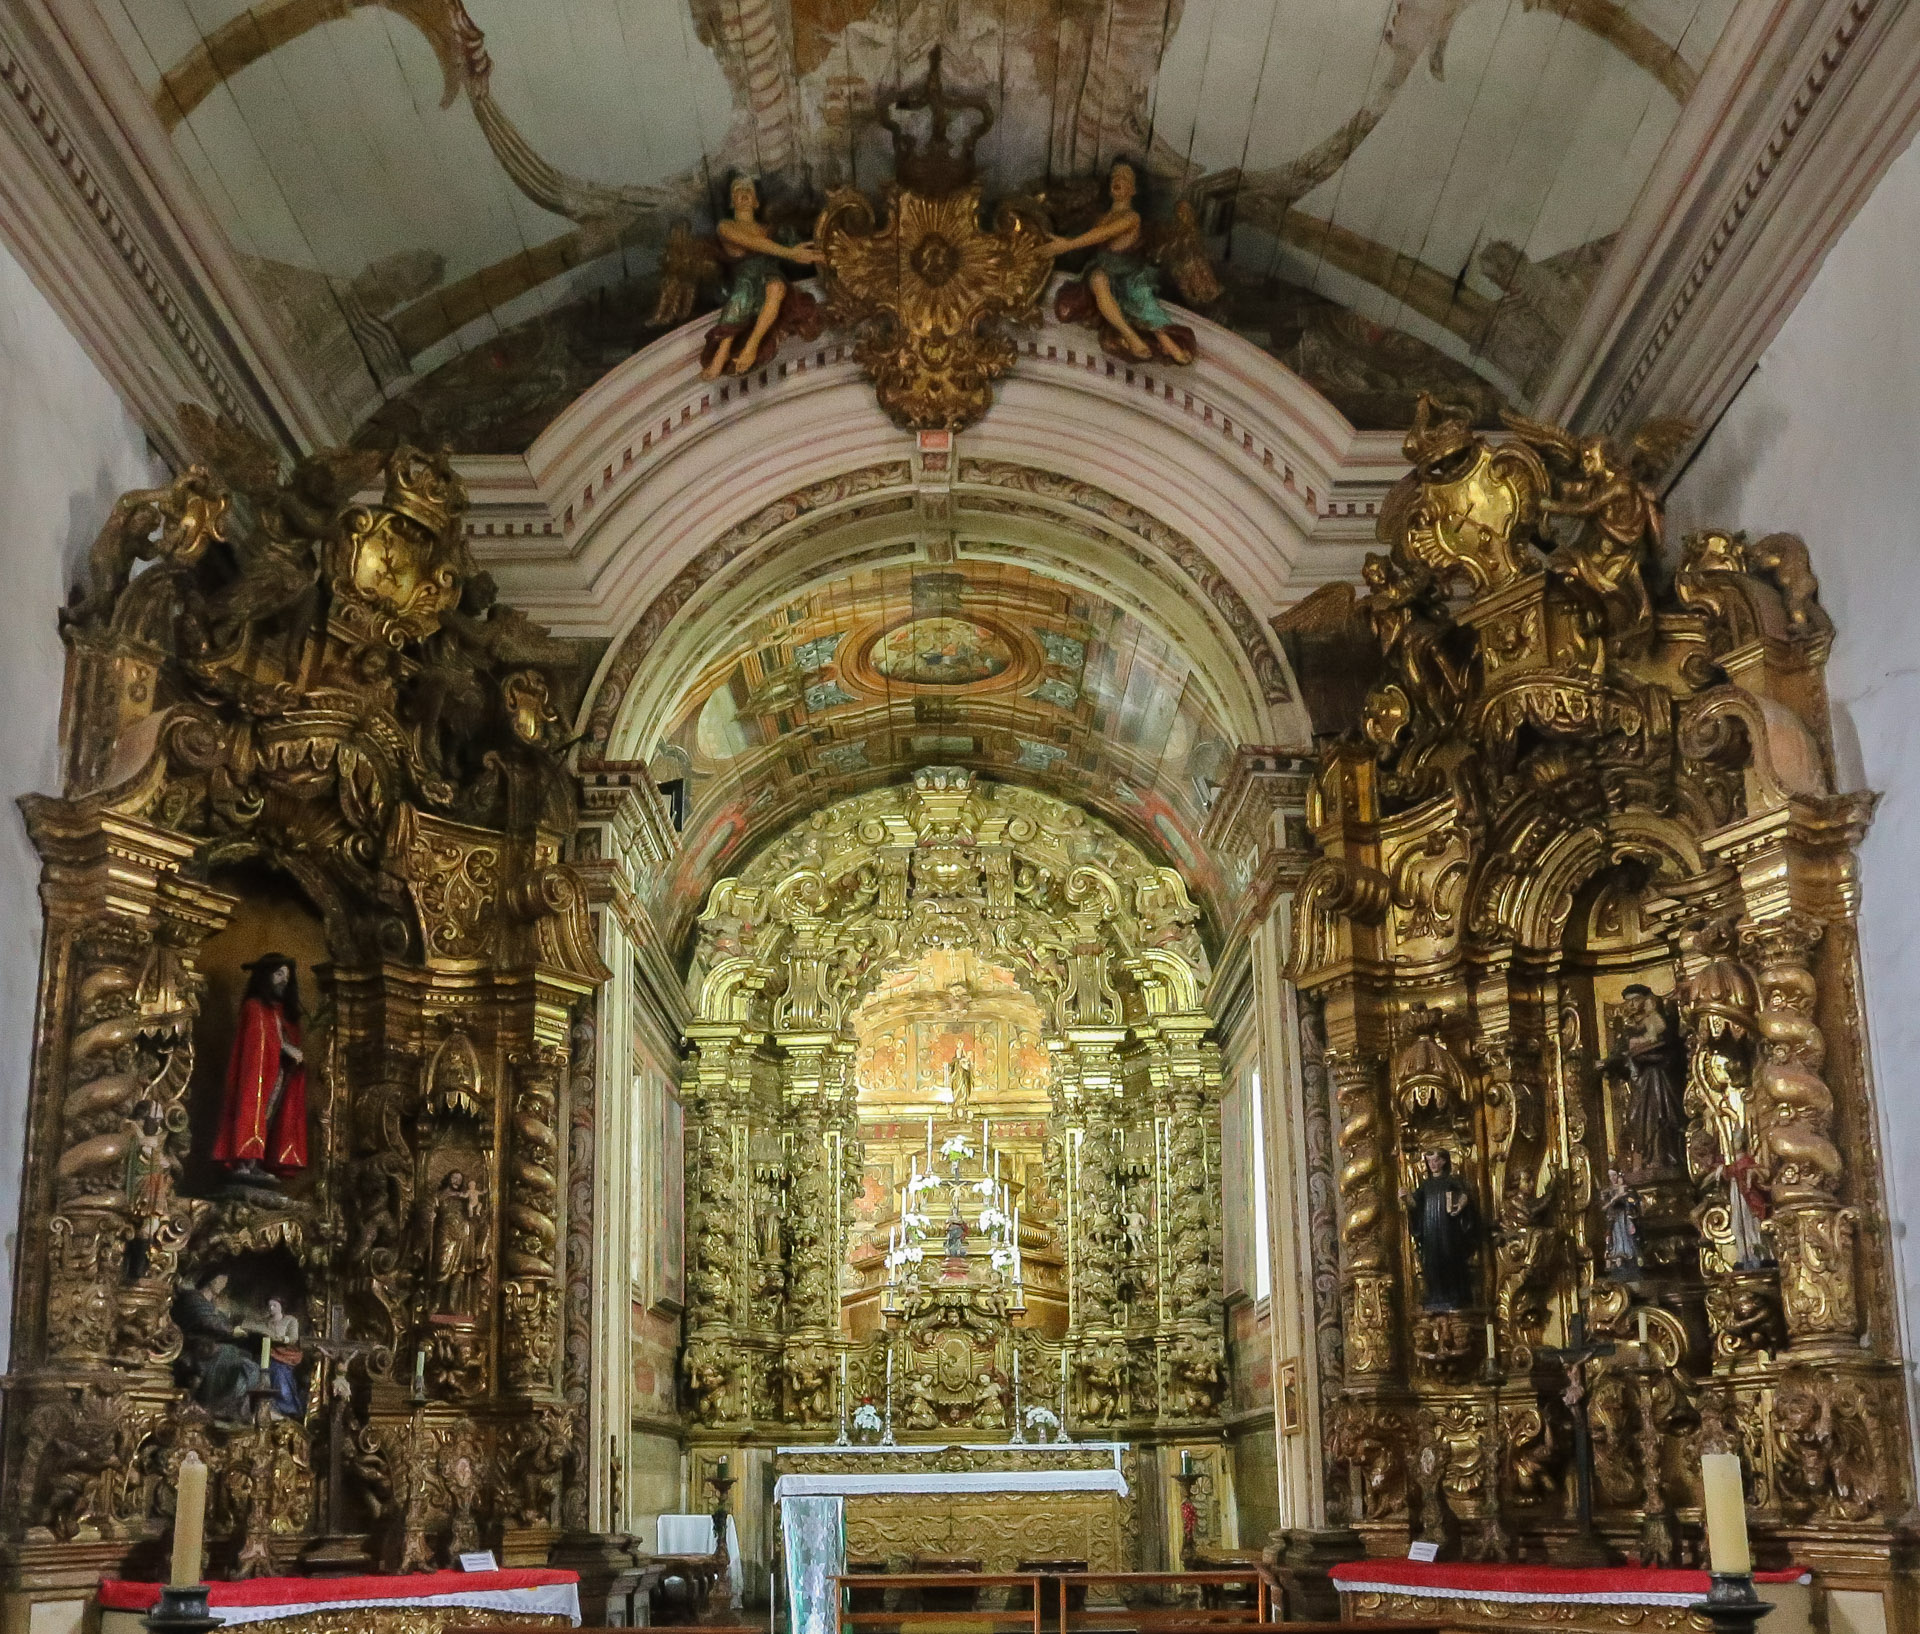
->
[{"left": 1, "top": 9, "right": 1918, "bottom": 1634}]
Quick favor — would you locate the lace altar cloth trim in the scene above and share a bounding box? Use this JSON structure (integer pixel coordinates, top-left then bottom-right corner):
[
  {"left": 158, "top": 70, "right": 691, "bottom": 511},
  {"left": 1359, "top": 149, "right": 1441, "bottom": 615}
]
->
[
  {"left": 1331, "top": 1562, "right": 1809, "bottom": 1607},
  {"left": 99, "top": 1571, "right": 582, "bottom": 1626},
  {"left": 773, "top": 1469, "right": 1128, "bottom": 1499}
]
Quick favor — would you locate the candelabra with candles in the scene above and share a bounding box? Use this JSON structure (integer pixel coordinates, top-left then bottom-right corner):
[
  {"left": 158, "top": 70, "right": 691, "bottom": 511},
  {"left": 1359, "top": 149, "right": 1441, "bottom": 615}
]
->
[{"left": 882, "top": 1113, "right": 1026, "bottom": 1318}]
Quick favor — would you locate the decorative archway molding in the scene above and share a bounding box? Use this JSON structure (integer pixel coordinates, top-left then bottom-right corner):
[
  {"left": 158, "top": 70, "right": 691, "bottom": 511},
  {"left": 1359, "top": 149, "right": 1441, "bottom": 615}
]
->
[{"left": 457, "top": 304, "right": 1412, "bottom": 716}]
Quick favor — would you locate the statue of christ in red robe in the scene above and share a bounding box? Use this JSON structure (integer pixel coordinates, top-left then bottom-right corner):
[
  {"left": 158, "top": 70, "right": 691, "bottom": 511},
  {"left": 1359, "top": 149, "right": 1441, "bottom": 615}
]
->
[{"left": 213, "top": 954, "right": 308, "bottom": 1177}]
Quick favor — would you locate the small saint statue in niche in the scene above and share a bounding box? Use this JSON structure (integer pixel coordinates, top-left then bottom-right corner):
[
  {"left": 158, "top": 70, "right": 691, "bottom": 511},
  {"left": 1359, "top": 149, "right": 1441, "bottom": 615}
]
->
[
  {"left": 429, "top": 1169, "right": 488, "bottom": 1317},
  {"left": 944, "top": 1203, "right": 968, "bottom": 1260},
  {"left": 1403, "top": 1149, "right": 1479, "bottom": 1312},
  {"left": 124, "top": 1097, "right": 175, "bottom": 1278},
  {"left": 1708, "top": 1127, "right": 1773, "bottom": 1271},
  {"left": 944, "top": 1049, "right": 976, "bottom": 1119},
  {"left": 213, "top": 954, "right": 307, "bottom": 1180},
  {"left": 1604, "top": 984, "right": 1686, "bottom": 1176},
  {"left": 261, "top": 1296, "right": 307, "bottom": 1417},
  {"left": 1600, "top": 1168, "right": 1643, "bottom": 1282}
]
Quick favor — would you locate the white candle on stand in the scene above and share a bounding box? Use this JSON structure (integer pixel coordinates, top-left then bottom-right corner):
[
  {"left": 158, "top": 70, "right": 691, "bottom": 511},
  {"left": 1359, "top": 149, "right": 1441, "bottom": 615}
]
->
[
  {"left": 170, "top": 1452, "right": 207, "bottom": 1587},
  {"left": 1701, "top": 1452, "right": 1752, "bottom": 1574},
  {"left": 983, "top": 1119, "right": 991, "bottom": 1151}
]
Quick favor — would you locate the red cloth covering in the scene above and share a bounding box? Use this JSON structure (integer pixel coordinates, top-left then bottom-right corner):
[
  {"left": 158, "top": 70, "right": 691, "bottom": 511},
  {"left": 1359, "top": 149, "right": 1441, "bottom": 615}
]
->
[
  {"left": 99, "top": 1570, "right": 578, "bottom": 1610},
  {"left": 1330, "top": 1560, "right": 1807, "bottom": 1604}
]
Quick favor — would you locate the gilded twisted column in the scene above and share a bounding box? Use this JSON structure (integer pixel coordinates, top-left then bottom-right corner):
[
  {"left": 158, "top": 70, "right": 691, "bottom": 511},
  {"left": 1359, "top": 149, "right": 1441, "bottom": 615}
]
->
[
  {"left": 1328, "top": 1049, "right": 1396, "bottom": 1377},
  {"left": 502, "top": 1048, "right": 564, "bottom": 1394},
  {"left": 1743, "top": 915, "right": 1857, "bottom": 1347}
]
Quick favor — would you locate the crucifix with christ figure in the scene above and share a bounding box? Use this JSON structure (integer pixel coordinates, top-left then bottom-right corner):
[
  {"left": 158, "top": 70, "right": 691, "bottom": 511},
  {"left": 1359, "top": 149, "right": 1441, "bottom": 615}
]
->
[{"left": 1538, "top": 1309, "right": 1617, "bottom": 1566}]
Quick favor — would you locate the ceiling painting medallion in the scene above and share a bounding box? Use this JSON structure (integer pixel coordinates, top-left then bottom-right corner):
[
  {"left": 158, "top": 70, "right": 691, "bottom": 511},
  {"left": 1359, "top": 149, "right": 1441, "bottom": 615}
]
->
[{"left": 868, "top": 617, "right": 1015, "bottom": 686}]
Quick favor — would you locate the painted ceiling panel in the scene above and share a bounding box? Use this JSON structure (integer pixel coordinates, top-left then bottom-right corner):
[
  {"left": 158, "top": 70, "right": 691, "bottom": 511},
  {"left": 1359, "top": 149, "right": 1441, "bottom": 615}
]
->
[
  {"left": 650, "top": 560, "right": 1235, "bottom": 917},
  {"left": 93, "top": 0, "right": 1737, "bottom": 448}
]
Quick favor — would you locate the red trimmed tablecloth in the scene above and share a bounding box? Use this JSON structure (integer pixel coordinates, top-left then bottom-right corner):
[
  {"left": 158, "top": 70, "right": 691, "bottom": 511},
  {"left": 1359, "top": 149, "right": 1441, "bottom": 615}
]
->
[
  {"left": 1330, "top": 1560, "right": 1809, "bottom": 1608},
  {"left": 99, "top": 1569, "right": 581, "bottom": 1626}
]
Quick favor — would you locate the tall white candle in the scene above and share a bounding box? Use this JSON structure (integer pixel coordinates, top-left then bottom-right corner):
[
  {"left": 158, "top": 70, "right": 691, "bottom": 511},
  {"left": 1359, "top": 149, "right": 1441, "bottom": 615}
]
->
[
  {"left": 1701, "top": 1452, "right": 1752, "bottom": 1574},
  {"left": 1013, "top": 1350, "right": 1020, "bottom": 1384},
  {"left": 982, "top": 1119, "right": 990, "bottom": 1150},
  {"left": 170, "top": 1453, "right": 208, "bottom": 1587},
  {"left": 1636, "top": 1308, "right": 1650, "bottom": 1348}
]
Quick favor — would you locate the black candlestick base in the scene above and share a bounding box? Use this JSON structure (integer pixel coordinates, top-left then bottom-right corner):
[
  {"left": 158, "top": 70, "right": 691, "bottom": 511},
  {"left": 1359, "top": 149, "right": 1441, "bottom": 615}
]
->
[
  {"left": 142, "top": 1585, "right": 222, "bottom": 1634},
  {"left": 1692, "top": 1572, "right": 1773, "bottom": 1634}
]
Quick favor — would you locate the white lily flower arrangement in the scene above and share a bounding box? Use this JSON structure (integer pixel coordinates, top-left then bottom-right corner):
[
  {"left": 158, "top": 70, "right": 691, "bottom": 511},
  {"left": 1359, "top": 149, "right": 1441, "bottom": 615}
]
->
[
  {"left": 884, "top": 1243, "right": 925, "bottom": 1269},
  {"left": 939, "top": 1135, "right": 975, "bottom": 1160},
  {"left": 853, "top": 1403, "right": 884, "bottom": 1431},
  {"left": 979, "top": 1205, "right": 1009, "bottom": 1234},
  {"left": 989, "top": 1243, "right": 1016, "bottom": 1271},
  {"left": 906, "top": 1171, "right": 944, "bottom": 1197},
  {"left": 902, "top": 1209, "right": 931, "bottom": 1232},
  {"left": 972, "top": 1176, "right": 997, "bottom": 1197},
  {"left": 1024, "top": 1405, "right": 1061, "bottom": 1430}
]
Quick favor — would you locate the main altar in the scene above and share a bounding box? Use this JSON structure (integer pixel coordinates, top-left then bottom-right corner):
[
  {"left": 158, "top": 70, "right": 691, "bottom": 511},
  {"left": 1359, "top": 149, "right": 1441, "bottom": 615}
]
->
[
  {"left": 773, "top": 1442, "right": 1132, "bottom": 1573},
  {"left": 679, "top": 767, "right": 1233, "bottom": 1594}
]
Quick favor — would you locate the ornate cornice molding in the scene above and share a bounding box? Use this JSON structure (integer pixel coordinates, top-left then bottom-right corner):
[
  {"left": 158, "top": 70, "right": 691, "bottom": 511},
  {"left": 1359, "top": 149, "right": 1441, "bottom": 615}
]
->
[
  {"left": 1540, "top": 0, "right": 1920, "bottom": 436},
  {"left": 0, "top": 0, "right": 339, "bottom": 466}
]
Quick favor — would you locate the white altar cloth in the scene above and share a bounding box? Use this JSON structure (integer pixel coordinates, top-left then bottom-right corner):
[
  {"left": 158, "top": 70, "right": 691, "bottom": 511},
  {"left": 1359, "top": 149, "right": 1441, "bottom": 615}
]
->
[
  {"left": 772, "top": 1440, "right": 1130, "bottom": 1502},
  {"left": 773, "top": 1468, "right": 1128, "bottom": 1498},
  {"left": 773, "top": 1444, "right": 1130, "bottom": 1634}
]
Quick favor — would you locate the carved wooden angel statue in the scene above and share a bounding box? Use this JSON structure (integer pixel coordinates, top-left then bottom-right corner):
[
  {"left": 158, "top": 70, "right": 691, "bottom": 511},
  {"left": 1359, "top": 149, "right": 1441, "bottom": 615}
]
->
[
  {"left": 1047, "top": 163, "right": 1220, "bottom": 364},
  {"left": 1498, "top": 412, "right": 1694, "bottom": 655},
  {"left": 63, "top": 463, "right": 229, "bottom": 632},
  {"left": 1360, "top": 552, "right": 1474, "bottom": 746},
  {"left": 673, "top": 176, "right": 823, "bottom": 379}
]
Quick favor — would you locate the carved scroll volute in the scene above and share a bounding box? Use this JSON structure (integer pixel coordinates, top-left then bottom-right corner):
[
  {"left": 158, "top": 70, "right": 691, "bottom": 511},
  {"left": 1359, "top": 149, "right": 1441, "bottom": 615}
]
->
[
  {"left": 1328, "top": 1049, "right": 1397, "bottom": 1376},
  {"left": 1741, "top": 914, "right": 1858, "bottom": 1345}
]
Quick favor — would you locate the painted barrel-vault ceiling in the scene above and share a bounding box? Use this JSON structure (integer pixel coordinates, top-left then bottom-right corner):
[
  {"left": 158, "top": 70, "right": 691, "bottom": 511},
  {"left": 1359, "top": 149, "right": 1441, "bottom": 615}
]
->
[
  {"left": 647, "top": 557, "right": 1238, "bottom": 923},
  {"left": 97, "top": 0, "right": 1733, "bottom": 450}
]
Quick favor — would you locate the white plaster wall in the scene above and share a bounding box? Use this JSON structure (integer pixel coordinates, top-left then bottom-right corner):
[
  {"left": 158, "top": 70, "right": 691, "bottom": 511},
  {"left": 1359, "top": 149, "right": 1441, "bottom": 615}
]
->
[
  {"left": 0, "top": 240, "right": 159, "bottom": 1362},
  {"left": 1667, "top": 131, "right": 1920, "bottom": 1396}
]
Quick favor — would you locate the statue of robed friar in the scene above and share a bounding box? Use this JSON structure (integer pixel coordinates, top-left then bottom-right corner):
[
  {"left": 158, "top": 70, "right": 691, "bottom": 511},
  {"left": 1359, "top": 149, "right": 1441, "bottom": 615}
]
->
[{"left": 1404, "top": 1149, "right": 1480, "bottom": 1311}]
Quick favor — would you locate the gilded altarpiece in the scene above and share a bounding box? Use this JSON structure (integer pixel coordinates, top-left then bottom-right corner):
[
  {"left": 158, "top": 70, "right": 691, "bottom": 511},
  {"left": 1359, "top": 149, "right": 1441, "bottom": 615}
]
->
[
  {"left": 1289, "top": 399, "right": 1911, "bottom": 1590},
  {"left": 679, "top": 768, "right": 1228, "bottom": 1568},
  {"left": 3, "top": 413, "right": 609, "bottom": 1596}
]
